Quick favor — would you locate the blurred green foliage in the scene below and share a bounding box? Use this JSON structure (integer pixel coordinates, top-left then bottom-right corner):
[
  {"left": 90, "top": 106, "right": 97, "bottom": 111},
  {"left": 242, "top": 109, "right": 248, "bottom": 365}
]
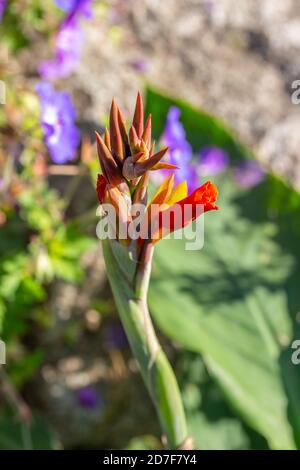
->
[
  {"left": 0, "top": 409, "right": 57, "bottom": 449},
  {"left": 0, "top": 99, "right": 95, "bottom": 405},
  {"left": 146, "top": 87, "right": 300, "bottom": 450},
  {"left": 0, "top": 0, "right": 64, "bottom": 52}
]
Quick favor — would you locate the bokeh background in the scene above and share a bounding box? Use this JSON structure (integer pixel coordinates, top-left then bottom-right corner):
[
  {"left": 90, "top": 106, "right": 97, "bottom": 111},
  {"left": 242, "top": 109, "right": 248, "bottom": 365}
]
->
[{"left": 0, "top": 0, "right": 300, "bottom": 450}]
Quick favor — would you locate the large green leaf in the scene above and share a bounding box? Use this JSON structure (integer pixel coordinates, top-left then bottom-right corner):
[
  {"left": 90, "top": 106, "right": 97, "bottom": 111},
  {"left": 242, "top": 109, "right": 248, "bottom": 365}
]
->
[{"left": 146, "top": 87, "right": 300, "bottom": 449}]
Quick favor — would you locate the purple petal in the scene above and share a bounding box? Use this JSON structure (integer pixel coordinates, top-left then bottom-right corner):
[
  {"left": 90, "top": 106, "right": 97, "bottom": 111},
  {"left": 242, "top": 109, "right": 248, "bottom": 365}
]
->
[
  {"left": 104, "top": 322, "right": 128, "bottom": 350},
  {"left": 37, "top": 81, "right": 80, "bottom": 164},
  {"left": 0, "top": 0, "right": 6, "bottom": 22},
  {"left": 234, "top": 160, "right": 265, "bottom": 188},
  {"left": 198, "top": 146, "right": 229, "bottom": 175},
  {"left": 36, "top": 81, "right": 54, "bottom": 99},
  {"left": 39, "top": 56, "right": 77, "bottom": 81},
  {"left": 163, "top": 106, "right": 188, "bottom": 149},
  {"left": 67, "top": 0, "right": 93, "bottom": 21},
  {"left": 55, "top": 0, "right": 93, "bottom": 19},
  {"left": 154, "top": 106, "right": 199, "bottom": 193},
  {"left": 76, "top": 386, "right": 102, "bottom": 409},
  {"left": 55, "top": 0, "right": 76, "bottom": 11},
  {"left": 175, "top": 163, "right": 199, "bottom": 193},
  {"left": 40, "top": 1, "right": 92, "bottom": 80},
  {"left": 130, "top": 58, "right": 149, "bottom": 73},
  {"left": 39, "top": 20, "right": 83, "bottom": 80}
]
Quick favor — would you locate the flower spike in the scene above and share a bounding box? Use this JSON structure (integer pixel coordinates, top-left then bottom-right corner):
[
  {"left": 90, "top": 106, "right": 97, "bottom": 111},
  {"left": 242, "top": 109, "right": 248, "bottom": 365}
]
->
[
  {"left": 142, "top": 114, "right": 152, "bottom": 147},
  {"left": 104, "top": 128, "right": 111, "bottom": 151},
  {"left": 95, "top": 131, "right": 123, "bottom": 186},
  {"left": 132, "top": 91, "right": 144, "bottom": 139},
  {"left": 109, "top": 98, "right": 124, "bottom": 162},
  {"left": 136, "top": 147, "right": 169, "bottom": 171},
  {"left": 118, "top": 107, "right": 130, "bottom": 154},
  {"left": 129, "top": 125, "right": 140, "bottom": 154}
]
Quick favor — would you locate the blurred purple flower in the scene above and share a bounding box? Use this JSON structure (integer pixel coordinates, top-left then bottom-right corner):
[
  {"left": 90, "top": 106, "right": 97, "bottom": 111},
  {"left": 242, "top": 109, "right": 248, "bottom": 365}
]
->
[
  {"left": 157, "top": 106, "right": 199, "bottom": 192},
  {"left": 36, "top": 81, "right": 80, "bottom": 164},
  {"left": 40, "top": 0, "right": 93, "bottom": 80},
  {"left": 234, "top": 160, "right": 265, "bottom": 188},
  {"left": 76, "top": 386, "right": 102, "bottom": 409},
  {"left": 104, "top": 322, "right": 128, "bottom": 350},
  {"left": 55, "top": 0, "right": 93, "bottom": 18},
  {"left": 39, "top": 20, "right": 83, "bottom": 80},
  {"left": 130, "top": 58, "right": 149, "bottom": 73},
  {"left": 167, "top": 147, "right": 199, "bottom": 191},
  {"left": 0, "top": 0, "right": 6, "bottom": 21},
  {"left": 55, "top": 0, "right": 75, "bottom": 11},
  {"left": 198, "top": 146, "right": 229, "bottom": 175},
  {"left": 163, "top": 107, "right": 188, "bottom": 149}
]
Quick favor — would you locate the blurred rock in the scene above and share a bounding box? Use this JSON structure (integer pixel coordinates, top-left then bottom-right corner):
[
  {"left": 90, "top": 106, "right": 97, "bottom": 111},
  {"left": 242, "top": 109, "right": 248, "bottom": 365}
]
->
[
  {"left": 258, "top": 114, "right": 300, "bottom": 188},
  {"left": 70, "top": 0, "right": 300, "bottom": 188}
]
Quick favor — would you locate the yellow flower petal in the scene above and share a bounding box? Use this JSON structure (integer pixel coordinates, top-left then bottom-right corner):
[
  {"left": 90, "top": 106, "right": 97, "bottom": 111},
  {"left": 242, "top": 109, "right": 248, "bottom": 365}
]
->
[
  {"left": 166, "top": 180, "right": 188, "bottom": 206},
  {"left": 149, "top": 174, "right": 174, "bottom": 206}
]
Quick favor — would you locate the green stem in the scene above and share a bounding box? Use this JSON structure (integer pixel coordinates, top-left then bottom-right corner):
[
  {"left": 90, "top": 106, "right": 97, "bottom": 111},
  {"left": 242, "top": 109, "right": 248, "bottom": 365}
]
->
[{"left": 102, "top": 239, "right": 189, "bottom": 449}]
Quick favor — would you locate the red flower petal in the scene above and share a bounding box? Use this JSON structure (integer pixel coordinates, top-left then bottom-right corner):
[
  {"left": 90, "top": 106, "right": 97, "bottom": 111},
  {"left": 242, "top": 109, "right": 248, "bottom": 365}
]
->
[
  {"left": 152, "top": 181, "right": 218, "bottom": 242},
  {"left": 178, "top": 181, "right": 219, "bottom": 214},
  {"left": 97, "top": 174, "right": 107, "bottom": 204}
]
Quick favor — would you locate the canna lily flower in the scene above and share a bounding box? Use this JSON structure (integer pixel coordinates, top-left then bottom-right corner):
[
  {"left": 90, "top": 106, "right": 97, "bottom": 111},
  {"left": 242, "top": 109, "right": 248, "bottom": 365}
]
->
[
  {"left": 96, "top": 93, "right": 218, "bottom": 244},
  {"left": 140, "top": 174, "right": 218, "bottom": 242}
]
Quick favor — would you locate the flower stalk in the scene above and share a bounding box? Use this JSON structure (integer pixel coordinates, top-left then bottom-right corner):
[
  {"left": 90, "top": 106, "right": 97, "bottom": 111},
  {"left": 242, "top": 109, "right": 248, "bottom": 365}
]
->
[{"left": 102, "top": 238, "right": 189, "bottom": 449}]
